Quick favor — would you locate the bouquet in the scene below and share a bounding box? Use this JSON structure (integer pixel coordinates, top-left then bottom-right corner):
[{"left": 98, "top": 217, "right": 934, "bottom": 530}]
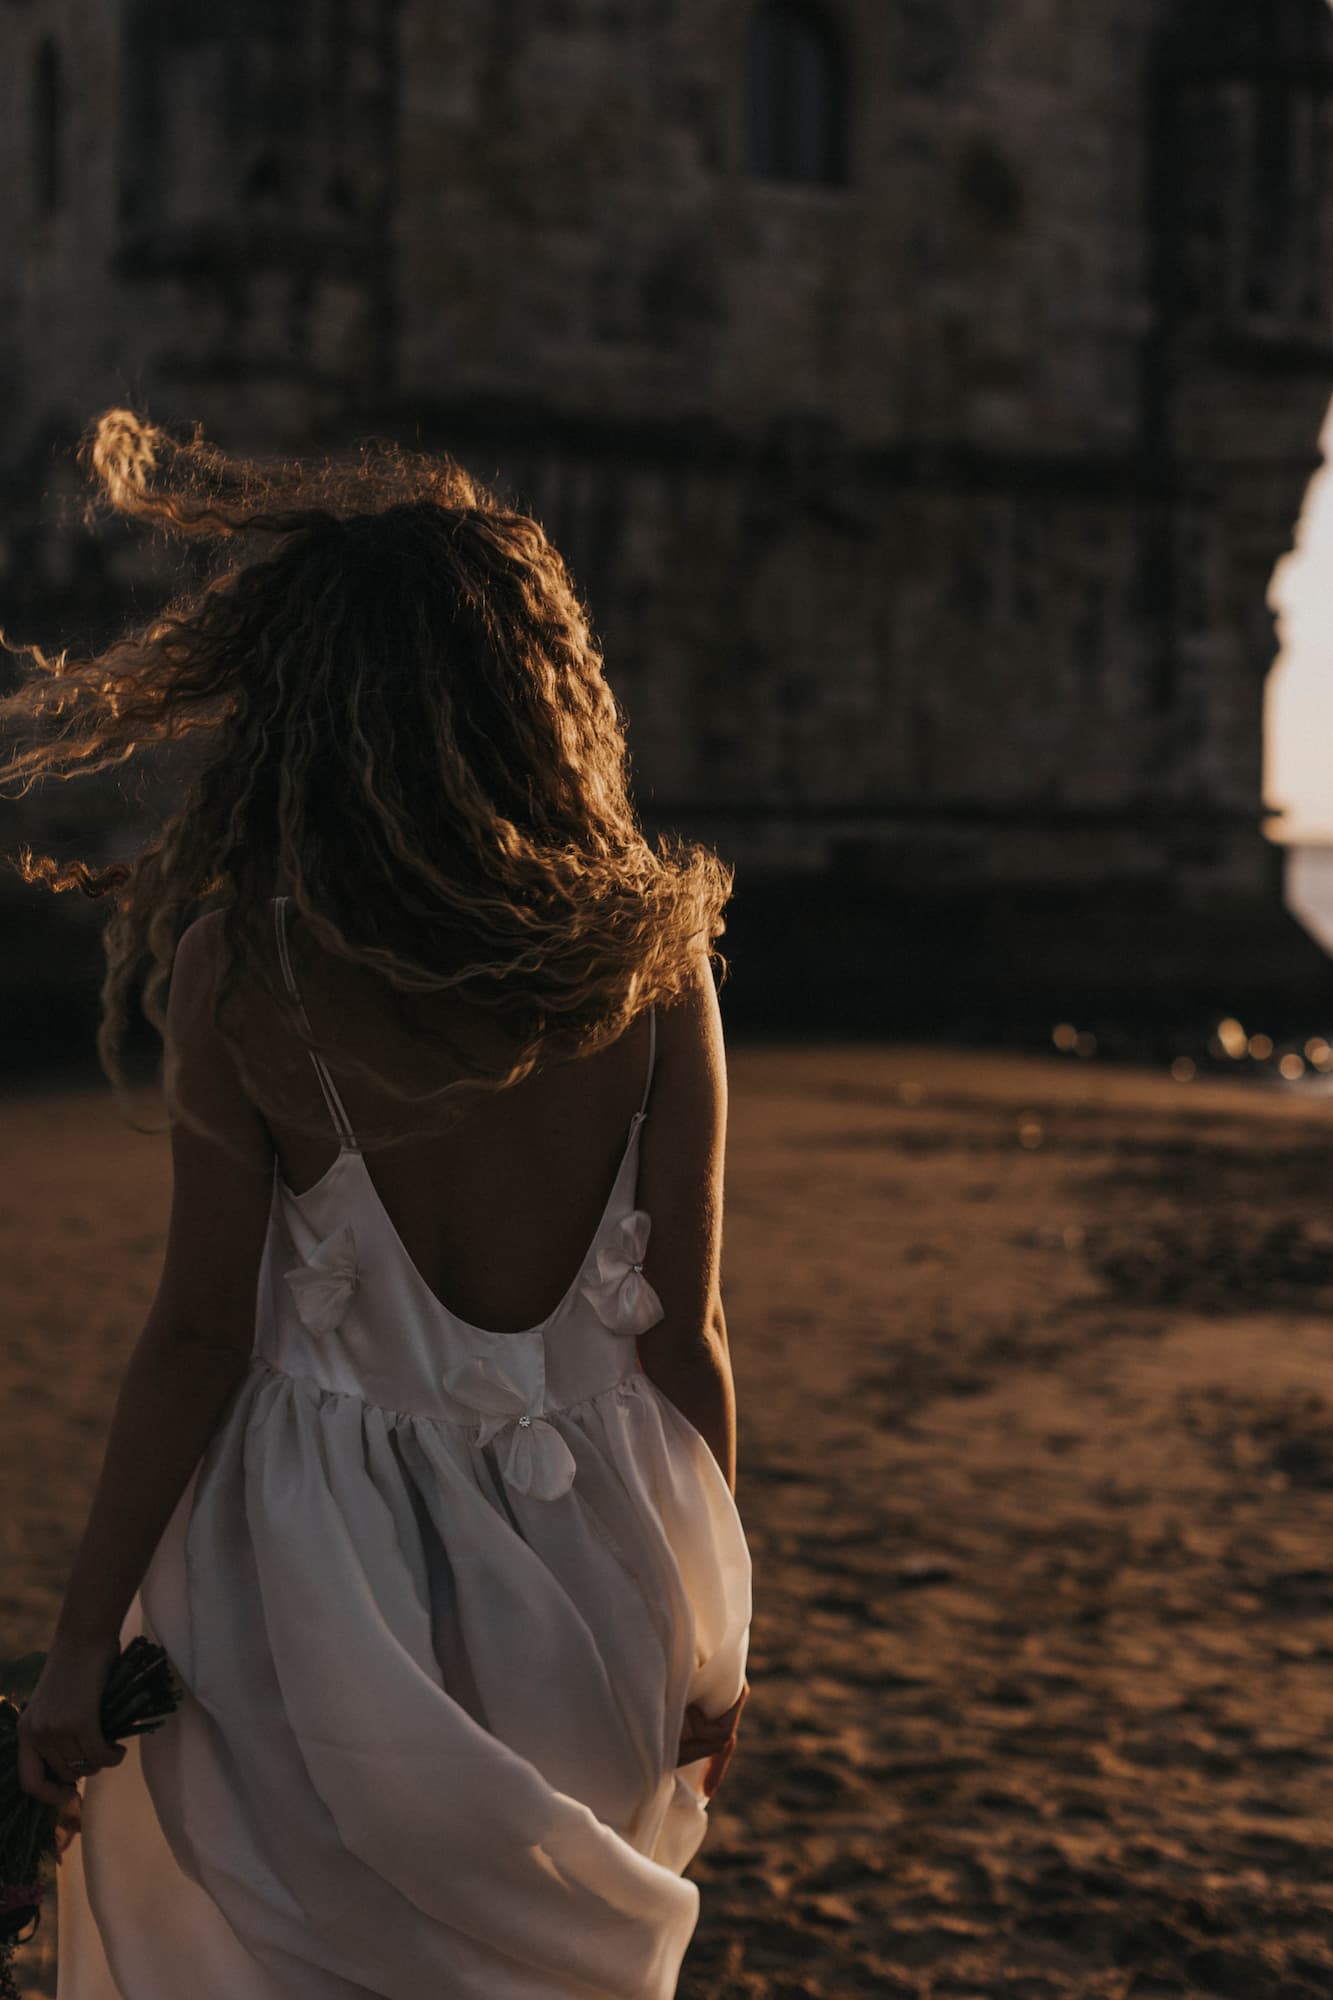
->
[{"left": 0, "top": 1637, "right": 180, "bottom": 2000}]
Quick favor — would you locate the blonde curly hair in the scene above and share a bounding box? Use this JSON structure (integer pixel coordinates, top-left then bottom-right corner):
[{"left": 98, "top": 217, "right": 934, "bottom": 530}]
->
[{"left": 0, "top": 409, "right": 732, "bottom": 1136}]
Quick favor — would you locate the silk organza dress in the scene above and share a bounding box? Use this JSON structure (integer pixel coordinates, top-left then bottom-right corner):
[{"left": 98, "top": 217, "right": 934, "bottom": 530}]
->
[{"left": 56, "top": 896, "right": 752, "bottom": 1999}]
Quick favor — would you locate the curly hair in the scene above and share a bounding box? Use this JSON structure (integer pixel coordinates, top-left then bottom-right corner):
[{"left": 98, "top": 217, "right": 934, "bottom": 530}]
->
[{"left": 0, "top": 408, "right": 733, "bottom": 1140}]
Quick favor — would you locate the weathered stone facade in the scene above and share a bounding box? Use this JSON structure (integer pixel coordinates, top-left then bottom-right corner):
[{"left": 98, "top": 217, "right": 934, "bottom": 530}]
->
[{"left": 4, "top": 0, "right": 1333, "bottom": 1035}]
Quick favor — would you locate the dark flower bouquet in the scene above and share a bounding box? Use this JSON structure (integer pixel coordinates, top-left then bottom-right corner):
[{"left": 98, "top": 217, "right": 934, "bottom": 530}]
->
[{"left": 0, "top": 1637, "right": 180, "bottom": 2000}]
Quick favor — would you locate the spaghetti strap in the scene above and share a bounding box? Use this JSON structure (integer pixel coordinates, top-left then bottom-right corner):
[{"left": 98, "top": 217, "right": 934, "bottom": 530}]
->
[
  {"left": 273, "top": 895, "right": 359, "bottom": 1151},
  {"left": 638, "top": 1005, "right": 657, "bottom": 1119}
]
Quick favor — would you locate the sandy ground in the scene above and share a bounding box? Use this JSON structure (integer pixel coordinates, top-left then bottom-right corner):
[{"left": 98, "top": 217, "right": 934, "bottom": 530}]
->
[{"left": 4, "top": 1043, "right": 1333, "bottom": 1999}]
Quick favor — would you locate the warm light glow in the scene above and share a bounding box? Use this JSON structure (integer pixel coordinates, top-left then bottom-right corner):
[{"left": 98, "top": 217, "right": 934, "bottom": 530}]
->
[
  {"left": 1266, "top": 397, "right": 1333, "bottom": 844},
  {"left": 1279, "top": 1052, "right": 1306, "bottom": 1080},
  {"left": 1217, "top": 1017, "right": 1248, "bottom": 1059},
  {"left": 1305, "top": 1036, "right": 1331, "bottom": 1064},
  {"left": 1170, "top": 1056, "right": 1196, "bottom": 1081},
  {"left": 1248, "top": 1033, "right": 1274, "bottom": 1061},
  {"left": 1052, "top": 1022, "right": 1078, "bottom": 1052},
  {"left": 1018, "top": 1118, "right": 1043, "bottom": 1149}
]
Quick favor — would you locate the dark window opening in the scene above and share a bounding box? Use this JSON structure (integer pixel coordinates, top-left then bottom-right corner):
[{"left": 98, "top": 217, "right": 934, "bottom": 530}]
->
[
  {"left": 325, "top": 171, "right": 356, "bottom": 216},
  {"left": 1173, "top": 95, "right": 1225, "bottom": 313},
  {"left": 1296, "top": 90, "right": 1325, "bottom": 321},
  {"left": 1246, "top": 85, "right": 1293, "bottom": 314},
  {"left": 744, "top": 0, "right": 848, "bottom": 187},
  {"left": 244, "top": 149, "right": 286, "bottom": 202},
  {"left": 33, "top": 38, "right": 64, "bottom": 216}
]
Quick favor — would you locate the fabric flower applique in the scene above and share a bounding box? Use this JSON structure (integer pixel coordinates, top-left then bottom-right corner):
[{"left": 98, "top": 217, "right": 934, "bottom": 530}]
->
[
  {"left": 441, "top": 1354, "right": 577, "bottom": 1502},
  {"left": 284, "top": 1221, "right": 358, "bottom": 1338},
  {"left": 578, "top": 1208, "right": 664, "bottom": 1337}
]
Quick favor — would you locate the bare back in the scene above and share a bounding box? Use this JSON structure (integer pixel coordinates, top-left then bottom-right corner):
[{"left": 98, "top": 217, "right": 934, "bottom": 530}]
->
[{"left": 234, "top": 899, "right": 722, "bottom": 1345}]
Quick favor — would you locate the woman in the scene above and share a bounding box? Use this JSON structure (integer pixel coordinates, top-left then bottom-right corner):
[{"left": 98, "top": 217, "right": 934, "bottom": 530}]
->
[{"left": 2, "top": 410, "right": 752, "bottom": 1998}]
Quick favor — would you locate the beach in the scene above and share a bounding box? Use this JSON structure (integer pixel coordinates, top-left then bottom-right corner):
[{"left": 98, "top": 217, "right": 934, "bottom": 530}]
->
[{"left": 4, "top": 1042, "right": 1333, "bottom": 1998}]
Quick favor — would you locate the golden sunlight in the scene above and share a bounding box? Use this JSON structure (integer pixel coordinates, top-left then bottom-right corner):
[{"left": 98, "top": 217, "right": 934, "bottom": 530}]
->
[{"left": 1266, "top": 396, "right": 1333, "bottom": 846}]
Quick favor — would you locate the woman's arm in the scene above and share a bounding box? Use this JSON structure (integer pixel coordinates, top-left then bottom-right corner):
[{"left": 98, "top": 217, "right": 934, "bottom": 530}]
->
[
  {"left": 634, "top": 951, "right": 737, "bottom": 1495},
  {"left": 18, "top": 915, "right": 274, "bottom": 1805},
  {"left": 639, "top": 1304, "right": 737, "bottom": 1496},
  {"left": 635, "top": 957, "right": 748, "bottom": 1787}
]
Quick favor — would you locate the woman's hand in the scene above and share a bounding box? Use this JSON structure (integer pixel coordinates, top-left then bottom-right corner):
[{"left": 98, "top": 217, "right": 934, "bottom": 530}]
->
[
  {"left": 678, "top": 1678, "right": 749, "bottom": 1799},
  {"left": 16, "top": 1633, "right": 126, "bottom": 1809}
]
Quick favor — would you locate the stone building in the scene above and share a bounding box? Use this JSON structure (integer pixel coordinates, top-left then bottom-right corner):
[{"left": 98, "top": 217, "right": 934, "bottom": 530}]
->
[{"left": 3, "top": 0, "right": 1333, "bottom": 1040}]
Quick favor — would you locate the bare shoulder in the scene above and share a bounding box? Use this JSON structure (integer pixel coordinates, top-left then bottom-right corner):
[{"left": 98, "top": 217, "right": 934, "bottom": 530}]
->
[
  {"left": 634, "top": 949, "right": 728, "bottom": 1353},
  {"left": 169, "top": 907, "right": 285, "bottom": 1046},
  {"left": 165, "top": 910, "right": 273, "bottom": 1173},
  {"left": 167, "top": 907, "right": 259, "bottom": 1053},
  {"left": 647, "top": 950, "right": 728, "bottom": 1164},
  {"left": 655, "top": 949, "right": 727, "bottom": 1101},
  {"left": 170, "top": 908, "right": 228, "bottom": 996}
]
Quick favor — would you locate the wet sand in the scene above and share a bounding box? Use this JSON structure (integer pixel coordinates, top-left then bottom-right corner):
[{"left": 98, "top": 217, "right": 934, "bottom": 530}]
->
[{"left": 4, "top": 1044, "right": 1333, "bottom": 1998}]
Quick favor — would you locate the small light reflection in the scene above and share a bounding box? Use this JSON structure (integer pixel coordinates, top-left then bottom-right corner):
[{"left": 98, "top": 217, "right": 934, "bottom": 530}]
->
[
  {"left": 1247, "top": 1033, "right": 1274, "bottom": 1061},
  {"left": 1305, "top": 1037, "right": 1331, "bottom": 1066},
  {"left": 1279, "top": 1052, "right": 1306, "bottom": 1081},
  {"left": 1170, "top": 1056, "right": 1196, "bottom": 1082},
  {"left": 1216, "top": 1017, "right": 1247, "bottom": 1059},
  {"left": 1052, "top": 1022, "right": 1078, "bottom": 1053},
  {"left": 1018, "top": 1118, "right": 1043, "bottom": 1149}
]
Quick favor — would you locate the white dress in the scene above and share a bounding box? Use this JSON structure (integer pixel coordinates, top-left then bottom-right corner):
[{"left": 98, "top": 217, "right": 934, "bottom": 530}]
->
[{"left": 56, "top": 897, "right": 752, "bottom": 1999}]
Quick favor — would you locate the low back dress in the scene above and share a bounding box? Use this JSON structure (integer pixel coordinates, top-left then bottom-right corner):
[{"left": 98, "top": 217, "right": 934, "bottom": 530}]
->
[{"left": 56, "top": 895, "right": 752, "bottom": 2000}]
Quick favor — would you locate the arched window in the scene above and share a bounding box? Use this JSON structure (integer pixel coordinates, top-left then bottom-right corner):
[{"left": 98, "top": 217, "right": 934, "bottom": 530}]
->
[
  {"left": 32, "top": 38, "right": 64, "bottom": 216},
  {"left": 744, "top": 1, "right": 848, "bottom": 187}
]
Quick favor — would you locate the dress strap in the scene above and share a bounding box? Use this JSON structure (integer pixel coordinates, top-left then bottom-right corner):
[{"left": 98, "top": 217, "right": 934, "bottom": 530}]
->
[
  {"left": 273, "top": 896, "right": 359, "bottom": 1151},
  {"left": 638, "top": 1005, "right": 657, "bottom": 1119}
]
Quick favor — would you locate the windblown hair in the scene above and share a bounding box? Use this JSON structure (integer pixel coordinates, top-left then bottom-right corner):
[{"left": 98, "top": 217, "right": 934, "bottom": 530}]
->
[{"left": 0, "top": 409, "right": 732, "bottom": 1138}]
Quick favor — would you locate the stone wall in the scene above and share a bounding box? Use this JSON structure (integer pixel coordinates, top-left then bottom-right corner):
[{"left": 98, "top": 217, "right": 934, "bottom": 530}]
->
[{"left": 4, "top": 0, "right": 1333, "bottom": 1033}]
